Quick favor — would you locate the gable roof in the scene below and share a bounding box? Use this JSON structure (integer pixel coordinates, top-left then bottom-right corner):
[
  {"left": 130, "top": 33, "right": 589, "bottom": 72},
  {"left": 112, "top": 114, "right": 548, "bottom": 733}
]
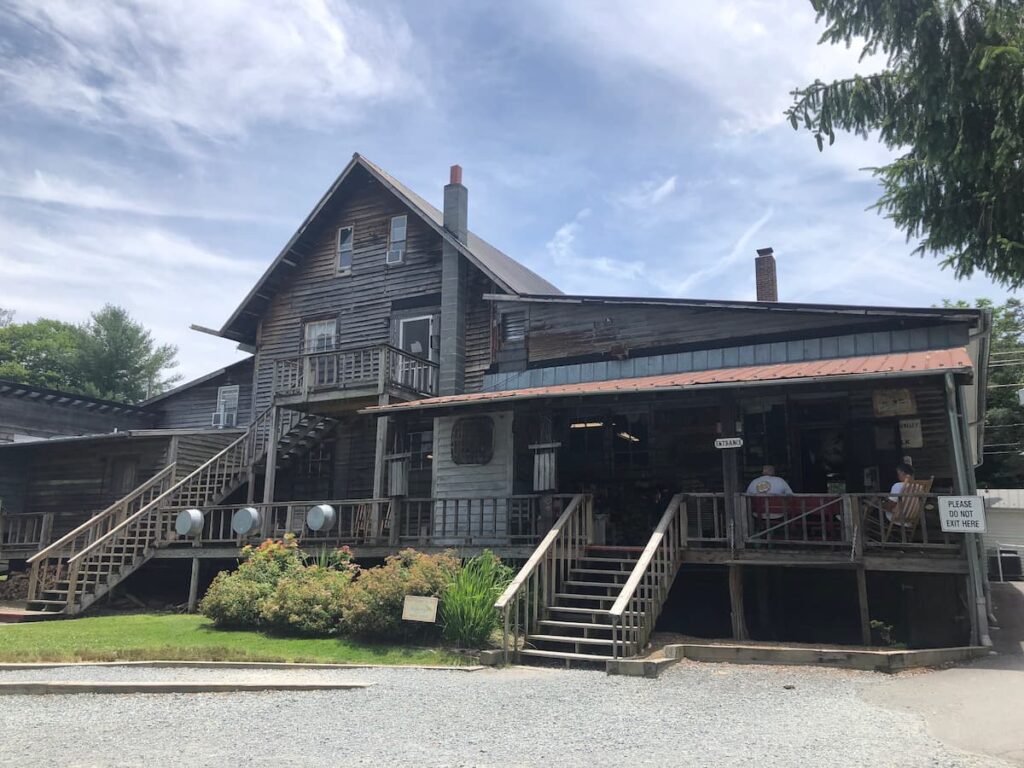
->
[
  {"left": 140, "top": 357, "right": 253, "bottom": 407},
  {"left": 217, "top": 154, "right": 560, "bottom": 343}
]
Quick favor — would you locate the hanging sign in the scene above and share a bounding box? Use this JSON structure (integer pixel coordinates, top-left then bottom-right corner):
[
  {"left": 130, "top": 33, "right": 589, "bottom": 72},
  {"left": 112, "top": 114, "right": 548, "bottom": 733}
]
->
[
  {"left": 714, "top": 437, "right": 744, "bottom": 449},
  {"left": 899, "top": 418, "right": 923, "bottom": 449},
  {"left": 937, "top": 496, "right": 987, "bottom": 533},
  {"left": 873, "top": 389, "right": 917, "bottom": 417}
]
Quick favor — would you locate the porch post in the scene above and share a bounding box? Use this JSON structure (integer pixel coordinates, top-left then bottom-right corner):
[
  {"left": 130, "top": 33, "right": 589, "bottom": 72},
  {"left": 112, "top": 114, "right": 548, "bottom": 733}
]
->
[
  {"left": 187, "top": 557, "right": 201, "bottom": 613},
  {"left": 371, "top": 405, "right": 391, "bottom": 543},
  {"left": 855, "top": 567, "right": 871, "bottom": 645},
  {"left": 262, "top": 405, "right": 279, "bottom": 504},
  {"left": 944, "top": 372, "right": 991, "bottom": 647},
  {"left": 729, "top": 565, "right": 748, "bottom": 640},
  {"left": 720, "top": 392, "right": 742, "bottom": 551}
]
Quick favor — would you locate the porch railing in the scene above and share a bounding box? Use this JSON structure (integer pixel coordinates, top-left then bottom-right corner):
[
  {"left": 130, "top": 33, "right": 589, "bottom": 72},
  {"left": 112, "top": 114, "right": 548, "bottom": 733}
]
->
[
  {"left": 685, "top": 493, "right": 729, "bottom": 546},
  {"left": 272, "top": 344, "right": 438, "bottom": 399},
  {"left": 609, "top": 493, "right": 686, "bottom": 658},
  {"left": 741, "top": 494, "right": 852, "bottom": 548},
  {"left": 853, "top": 493, "right": 958, "bottom": 550},
  {"left": 0, "top": 511, "right": 53, "bottom": 552},
  {"left": 494, "top": 494, "right": 593, "bottom": 664}
]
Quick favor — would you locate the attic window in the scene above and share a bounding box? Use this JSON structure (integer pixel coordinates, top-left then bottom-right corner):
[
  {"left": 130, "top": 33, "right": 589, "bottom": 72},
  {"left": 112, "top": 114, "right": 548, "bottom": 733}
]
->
[
  {"left": 336, "top": 226, "right": 354, "bottom": 274},
  {"left": 451, "top": 416, "right": 494, "bottom": 465},
  {"left": 387, "top": 215, "right": 407, "bottom": 265},
  {"left": 501, "top": 311, "right": 526, "bottom": 344}
]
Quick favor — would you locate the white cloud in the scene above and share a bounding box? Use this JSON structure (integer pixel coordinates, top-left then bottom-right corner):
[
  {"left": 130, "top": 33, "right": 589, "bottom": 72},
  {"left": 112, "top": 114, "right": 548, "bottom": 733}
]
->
[
  {"left": 0, "top": 170, "right": 270, "bottom": 222},
  {"left": 0, "top": 0, "right": 421, "bottom": 149},
  {"left": 0, "top": 211, "right": 255, "bottom": 379},
  {"left": 545, "top": 208, "right": 648, "bottom": 293},
  {"left": 618, "top": 175, "right": 678, "bottom": 209},
  {"left": 521, "top": 0, "right": 880, "bottom": 133}
]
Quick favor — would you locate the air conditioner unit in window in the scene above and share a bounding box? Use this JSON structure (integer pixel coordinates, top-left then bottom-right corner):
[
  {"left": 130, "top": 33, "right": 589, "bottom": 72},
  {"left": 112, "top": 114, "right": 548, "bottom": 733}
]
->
[{"left": 211, "top": 410, "right": 238, "bottom": 428}]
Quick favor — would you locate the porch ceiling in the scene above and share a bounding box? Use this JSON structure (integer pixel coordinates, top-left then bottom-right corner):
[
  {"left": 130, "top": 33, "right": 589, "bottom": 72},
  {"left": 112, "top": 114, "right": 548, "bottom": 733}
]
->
[{"left": 362, "top": 347, "right": 973, "bottom": 415}]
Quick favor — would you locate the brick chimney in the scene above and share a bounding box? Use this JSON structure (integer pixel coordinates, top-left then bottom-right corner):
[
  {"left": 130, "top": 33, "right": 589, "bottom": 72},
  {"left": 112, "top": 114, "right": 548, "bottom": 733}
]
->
[
  {"left": 755, "top": 247, "right": 778, "bottom": 302},
  {"left": 439, "top": 165, "right": 468, "bottom": 395}
]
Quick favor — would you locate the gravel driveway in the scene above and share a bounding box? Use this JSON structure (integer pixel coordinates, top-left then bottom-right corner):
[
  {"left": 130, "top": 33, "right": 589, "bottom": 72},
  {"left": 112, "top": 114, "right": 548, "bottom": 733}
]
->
[{"left": 0, "top": 662, "right": 1008, "bottom": 767}]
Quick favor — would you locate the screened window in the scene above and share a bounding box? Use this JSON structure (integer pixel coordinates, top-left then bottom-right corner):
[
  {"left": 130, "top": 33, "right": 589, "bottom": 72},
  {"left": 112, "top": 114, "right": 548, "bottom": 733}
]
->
[
  {"left": 336, "top": 226, "right": 354, "bottom": 274},
  {"left": 451, "top": 416, "right": 494, "bottom": 465},
  {"left": 387, "top": 214, "right": 407, "bottom": 264}
]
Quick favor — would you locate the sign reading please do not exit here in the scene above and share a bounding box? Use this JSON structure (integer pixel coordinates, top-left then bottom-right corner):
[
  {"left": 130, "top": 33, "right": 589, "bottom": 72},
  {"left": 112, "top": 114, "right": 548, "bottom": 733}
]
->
[{"left": 937, "top": 496, "right": 987, "bottom": 533}]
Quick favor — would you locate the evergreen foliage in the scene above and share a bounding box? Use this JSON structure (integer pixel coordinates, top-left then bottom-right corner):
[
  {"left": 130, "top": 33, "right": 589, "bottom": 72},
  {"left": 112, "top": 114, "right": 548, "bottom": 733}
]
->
[{"left": 788, "top": 1, "right": 1024, "bottom": 286}]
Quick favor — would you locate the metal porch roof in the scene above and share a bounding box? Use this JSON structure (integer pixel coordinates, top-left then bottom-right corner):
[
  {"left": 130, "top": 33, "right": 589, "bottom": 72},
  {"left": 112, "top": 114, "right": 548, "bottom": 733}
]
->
[{"left": 363, "top": 348, "right": 973, "bottom": 414}]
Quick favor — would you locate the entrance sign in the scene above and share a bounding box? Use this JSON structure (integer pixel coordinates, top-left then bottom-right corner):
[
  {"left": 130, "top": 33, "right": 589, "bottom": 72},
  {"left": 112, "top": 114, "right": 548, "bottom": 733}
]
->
[
  {"left": 714, "top": 437, "right": 744, "bottom": 449},
  {"left": 938, "top": 496, "right": 987, "bottom": 533},
  {"left": 402, "top": 595, "right": 439, "bottom": 623}
]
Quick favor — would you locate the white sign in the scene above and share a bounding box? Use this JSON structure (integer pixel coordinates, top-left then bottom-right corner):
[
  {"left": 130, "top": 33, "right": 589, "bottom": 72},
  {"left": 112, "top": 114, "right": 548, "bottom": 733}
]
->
[
  {"left": 402, "top": 595, "right": 439, "bottom": 623},
  {"left": 714, "top": 437, "right": 744, "bottom": 449},
  {"left": 938, "top": 496, "right": 987, "bottom": 533},
  {"left": 899, "top": 418, "right": 923, "bottom": 449}
]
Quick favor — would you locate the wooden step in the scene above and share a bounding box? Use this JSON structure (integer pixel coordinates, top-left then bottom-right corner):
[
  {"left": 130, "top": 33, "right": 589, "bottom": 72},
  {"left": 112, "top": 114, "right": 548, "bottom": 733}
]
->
[
  {"left": 538, "top": 619, "right": 616, "bottom": 631},
  {"left": 527, "top": 634, "right": 615, "bottom": 646},
  {"left": 563, "top": 580, "right": 623, "bottom": 589},
  {"left": 579, "top": 556, "right": 639, "bottom": 565},
  {"left": 586, "top": 545, "right": 645, "bottom": 553},
  {"left": 548, "top": 606, "right": 645, "bottom": 618},
  {"left": 571, "top": 568, "right": 632, "bottom": 576},
  {"left": 554, "top": 593, "right": 615, "bottom": 602},
  {"left": 518, "top": 648, "right": 611, "bottom": 663}
]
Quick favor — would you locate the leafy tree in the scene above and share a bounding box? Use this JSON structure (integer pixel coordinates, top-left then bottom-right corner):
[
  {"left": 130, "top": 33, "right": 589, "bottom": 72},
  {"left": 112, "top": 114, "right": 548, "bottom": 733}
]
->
[
  {"left": 77, "top": 305, "right": 181, "bottom": 402},
  {"left": 972, "top": 298, "right": 1024, "bottom": 487},
  {"left": 0, "top": 308, "right": 13, "bottom": 328},
  {"left": 788, "top": 1, "right": 1024, "bottom": 287},
  {"left": 0, "top": 317, "right": 87, "bottom": 391}
]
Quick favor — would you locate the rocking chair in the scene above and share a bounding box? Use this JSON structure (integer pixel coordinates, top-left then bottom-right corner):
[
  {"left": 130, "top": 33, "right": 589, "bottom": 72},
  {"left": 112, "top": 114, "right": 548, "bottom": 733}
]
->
[{"left": 883, "top": 477, "right": 934, "bottom": 543}]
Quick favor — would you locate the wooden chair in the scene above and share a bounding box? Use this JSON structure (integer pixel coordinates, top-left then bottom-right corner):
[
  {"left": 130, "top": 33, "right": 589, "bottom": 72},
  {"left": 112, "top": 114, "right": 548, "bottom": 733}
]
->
[
  {"left": 884, "top": 477, "right": 934, "bottom": 543},
  {"left": 352, "top": 503, "right": 372, "bottom": 542}
]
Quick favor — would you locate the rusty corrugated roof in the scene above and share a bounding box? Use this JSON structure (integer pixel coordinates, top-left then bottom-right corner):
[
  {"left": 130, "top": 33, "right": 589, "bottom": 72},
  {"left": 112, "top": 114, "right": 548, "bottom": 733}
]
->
[{"left": 365, "top": 348, "right": 973, "bottom": 414}]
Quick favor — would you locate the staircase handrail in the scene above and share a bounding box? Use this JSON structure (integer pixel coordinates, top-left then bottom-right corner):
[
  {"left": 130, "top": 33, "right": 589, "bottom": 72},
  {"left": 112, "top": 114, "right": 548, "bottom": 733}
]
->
[
  {"left": 608, "top": 493, "right": 686, "bottom": 659},
  {"left": 27, "top": 463, "right": 178, "bottom": 565},
  {"left": 66, "top": 428, "right": 254, "bottom": 566},
  {"left": 494, "top": 493, "right": 592, "bottom": 664}
]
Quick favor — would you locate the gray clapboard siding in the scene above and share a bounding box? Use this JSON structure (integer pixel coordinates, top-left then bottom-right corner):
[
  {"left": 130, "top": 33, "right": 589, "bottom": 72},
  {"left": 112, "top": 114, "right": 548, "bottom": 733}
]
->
[
  {"left": 0, "top": 396, "right": 155, "bottom": 442},
  {"left": 0, "top": 451, "right": 28, "bottom": 515},
  {"left": 432, "top": 411, "right": 513, "bottom": 537},
  {"left": 171, "top": 431, "right": 241, "bottom": 476},
  {"left": 155, "top": 360, "right": 254, "bottom": 430}
]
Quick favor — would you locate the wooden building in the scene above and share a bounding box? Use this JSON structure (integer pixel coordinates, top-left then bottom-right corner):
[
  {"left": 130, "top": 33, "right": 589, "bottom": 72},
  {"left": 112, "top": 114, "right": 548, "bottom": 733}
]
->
[{"left": 0, "top": 155, "right": 994, "bottom": 662}]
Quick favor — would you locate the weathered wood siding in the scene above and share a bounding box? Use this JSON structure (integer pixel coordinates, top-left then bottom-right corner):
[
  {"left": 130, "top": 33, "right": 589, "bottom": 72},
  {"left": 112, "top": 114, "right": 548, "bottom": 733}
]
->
[
  {"left": 20, "top": 438, "right": 171, "bottom": 538},
  {"left": 0, "top": 396, "right": 155, "bottom": 442},
  {"left": 432, "top": 411, "right": 514, "bottom": 538},
  {"left": 464, "top": 270, "right": 495, "bottom": 392},
  {"left": 155, "top": 359, "right": 254, "bottom": 430},
  {"left": 0, "top": 451, "right": 28, "bottom": 515},
  {"left": 520, "top": 303, "right": 949, "bottom": 366},
  {"left": 253, "top": 168, "right": 447, "bottom": 413},
  {"left": 171, "top": 431, "right": 241, "bottom": 476},
  {"left": 332, "top": 415, "right": 376, "bottom": 499}
]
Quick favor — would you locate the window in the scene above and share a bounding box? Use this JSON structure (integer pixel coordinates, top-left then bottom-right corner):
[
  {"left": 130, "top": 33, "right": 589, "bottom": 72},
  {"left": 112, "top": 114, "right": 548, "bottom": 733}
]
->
[
  {"left": 304, "top": 318, "right": 337, "bottom": 353},
  {"left": 336, "top": 226, "right": 354, "bottom": 274},
  {"left": 451, "top": 416, "right": 494, "bottom": 465},
  {"left": 501, "top": 311, "right": 526, "bottom": 344},
  {"left": 387, "top": 214, "right": 407, "bottom": 264},
  {"left": 213, "top": 385, "right": 239, "bottom": 428}
]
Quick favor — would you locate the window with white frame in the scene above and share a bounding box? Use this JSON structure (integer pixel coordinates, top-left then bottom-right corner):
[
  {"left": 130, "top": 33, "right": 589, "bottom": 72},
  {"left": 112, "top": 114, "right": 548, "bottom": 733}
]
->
[
  {"left": 304, "top": 318, "right": 337, "bottom": 353},
  {"left": 213, "top": 384, "right": 240, "bottom": 428},
  {"left": 336, "top": 226, "right": 354, "bottom": 274},
  {"left": 386, "top": 214, "right": 407, "bottom": 264}
]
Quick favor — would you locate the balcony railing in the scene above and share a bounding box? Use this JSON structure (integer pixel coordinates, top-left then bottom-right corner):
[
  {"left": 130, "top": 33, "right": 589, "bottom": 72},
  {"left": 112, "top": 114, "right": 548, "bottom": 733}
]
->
[
  {"left": 160, "top": 495, "right": 576, "bottom": 549},
  {"left": 272, "top": 344, "right": 438, "bottom": 399}
]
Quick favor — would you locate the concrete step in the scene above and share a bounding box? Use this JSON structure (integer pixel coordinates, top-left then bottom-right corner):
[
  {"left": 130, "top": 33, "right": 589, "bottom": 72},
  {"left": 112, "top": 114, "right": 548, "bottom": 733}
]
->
[{"left": 518, "top": 648, "right": 610, "bottom": 663}]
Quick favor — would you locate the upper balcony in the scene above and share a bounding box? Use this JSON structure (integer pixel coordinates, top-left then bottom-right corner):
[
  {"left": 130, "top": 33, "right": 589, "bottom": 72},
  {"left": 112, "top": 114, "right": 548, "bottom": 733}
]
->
[{"left": 272, "top": 343, "right": 438, "bottom": 409}]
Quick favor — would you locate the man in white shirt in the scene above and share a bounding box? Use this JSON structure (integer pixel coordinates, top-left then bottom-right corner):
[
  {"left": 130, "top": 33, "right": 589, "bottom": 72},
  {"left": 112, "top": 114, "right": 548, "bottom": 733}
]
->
[{"left": 746, "top": 465, "right": 794, "bottom": 495}]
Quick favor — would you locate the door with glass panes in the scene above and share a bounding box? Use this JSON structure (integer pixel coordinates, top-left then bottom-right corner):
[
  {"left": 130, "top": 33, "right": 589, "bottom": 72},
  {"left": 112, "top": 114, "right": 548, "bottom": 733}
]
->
[{"left": 397, "top": 316, "right": 434, "bottom": 392}]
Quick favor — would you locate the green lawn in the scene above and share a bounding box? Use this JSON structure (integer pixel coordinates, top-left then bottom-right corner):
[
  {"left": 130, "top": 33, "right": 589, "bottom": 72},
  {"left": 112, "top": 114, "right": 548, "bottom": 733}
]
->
[{"left": 0, "top": 613, "right": 467, "bottom": 666}]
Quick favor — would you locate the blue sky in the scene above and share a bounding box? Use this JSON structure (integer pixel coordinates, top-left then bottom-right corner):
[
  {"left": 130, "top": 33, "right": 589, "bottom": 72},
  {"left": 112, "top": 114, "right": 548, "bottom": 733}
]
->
[{"left": 0, "top": 0, "right": 1014, "bottom": 381}]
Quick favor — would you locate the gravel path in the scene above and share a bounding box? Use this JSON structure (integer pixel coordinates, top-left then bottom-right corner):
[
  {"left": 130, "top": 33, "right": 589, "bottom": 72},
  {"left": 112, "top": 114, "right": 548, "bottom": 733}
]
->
[{"left": 0, "top": 662, "right": 1009, "bottom": 767}]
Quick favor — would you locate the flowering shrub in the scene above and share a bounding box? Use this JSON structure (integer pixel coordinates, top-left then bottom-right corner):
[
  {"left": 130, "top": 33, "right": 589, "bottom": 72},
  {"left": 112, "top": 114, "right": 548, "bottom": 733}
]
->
[
  {"left": 200, "top": 536, "right": 304, "bottom": 628},
  {"left": 339, "top": 549, "right": 460, "bottom": 639},
  {"left": 260, "top": 566, "right": 354, "bottom": 636}
]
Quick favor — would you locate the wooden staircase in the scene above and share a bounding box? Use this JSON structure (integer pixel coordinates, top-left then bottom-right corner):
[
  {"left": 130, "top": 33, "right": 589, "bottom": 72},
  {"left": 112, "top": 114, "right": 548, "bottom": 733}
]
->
[
  {"left": 276, "top": 412, "right": 338, "bottom": 466},
  {"left": 24, "top": 406, "right": 289, "bottom": 616},
  {"left": 497, "top": 494, "right": 688, "bottom": 667}
]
